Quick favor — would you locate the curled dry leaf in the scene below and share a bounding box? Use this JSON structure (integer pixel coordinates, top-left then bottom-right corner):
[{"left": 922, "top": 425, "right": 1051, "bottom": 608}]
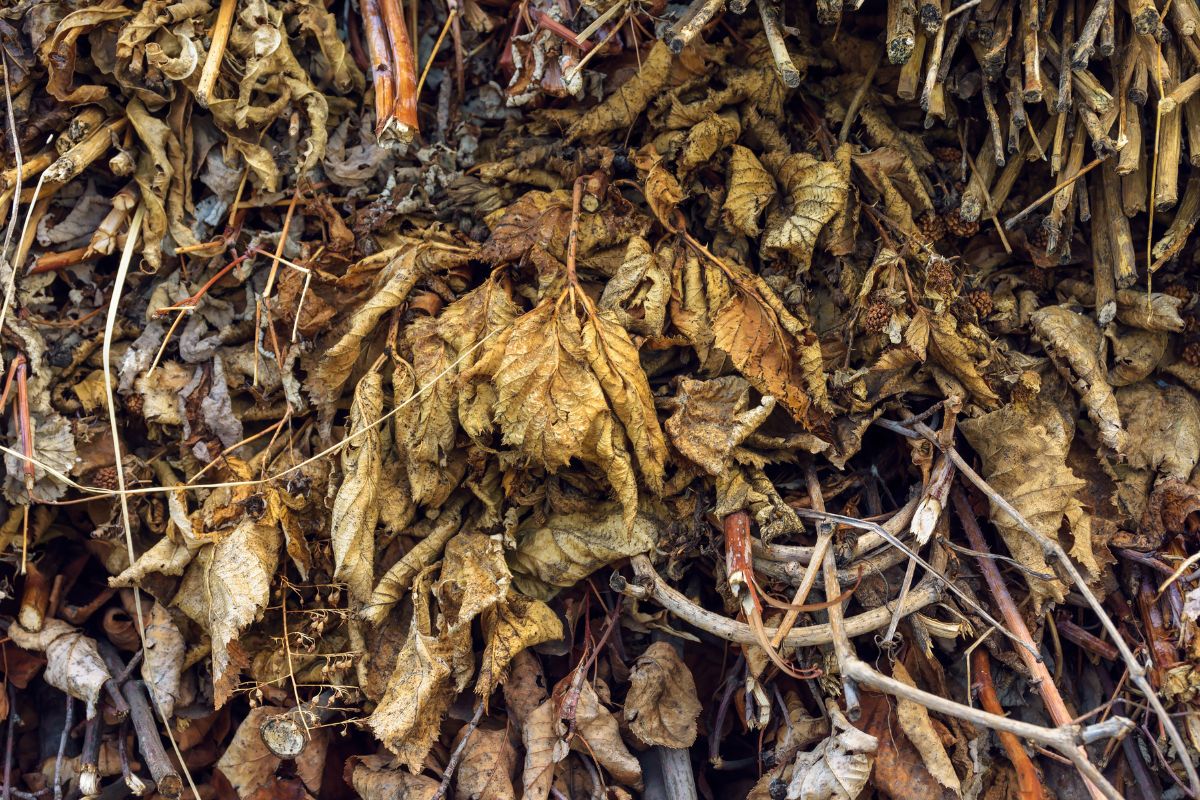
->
[
  {"left": 567, "top": 42, "right": 673, "bottom": 140},
  {"left": 142, "top": 601, "right": 185, "bottom": 719},
  {"left": 598, "top": 236, "right": 671, "bottom": 337},
  {"left": 891, "top": 662, "right": 961, "bottom": 795},
  {"left": 760, "top": 145, "right": 851, "bottom": 269},
  {"left": 1031, "top": 306, "right": 1126, "bottom": 453},
  {"left": 331, "top": 371, "right": 384, "bottom": 604},
  {"left": 477, "top": 592, "right": 564, "bottom": 698},
  {"left": 565, "top": 680, "right": 642, "bottom": 788},
  {"left": 508, "top": 505, "right": 658, "bottom": 598},
  {"left": 624, "top": 642, "right": 702, "bottom": 748},
  {"left": 1115, "top": 382, "right": 1200, "bottom": 480},
  {"left": 7, "top": 619, "right": 111, "bottom": 714},
  {"left": 348, "top": 755, "right": 439, "bottom": 800},
  {"left": 723, "top": 145, "right": 776, "bottom": 237},
  {"left": 785, "top": 705, "right": 877, "bottom": 800},
  {"left": 521, "top": 697, "right": 567, "bottom": 800},
  {"left": 960, "top": 396, "right": 1100, "bottom": 607},
  {"left": 664, "top": 375, "right": 775, "bottom": 475},
  {"left": 215, "top": 706, "right": 283, "bottom": 797}
]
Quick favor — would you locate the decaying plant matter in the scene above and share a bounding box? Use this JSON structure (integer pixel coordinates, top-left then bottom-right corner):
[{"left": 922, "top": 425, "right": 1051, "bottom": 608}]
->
[{"left": 3, "top": 0, "right": 1200, "bottom": 798}]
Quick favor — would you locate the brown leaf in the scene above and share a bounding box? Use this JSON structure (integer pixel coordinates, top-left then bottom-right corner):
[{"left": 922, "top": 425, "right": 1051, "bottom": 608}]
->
[
  {"left": 565, "top": 681, "right": 642, "bottom": 788},
  {"left": 215, "top": 706, "right": 283, "bottom": 797},
  {"left": 723, "top": 145, "right": 776, "bottom": 237},
  {"left": 891, "top": 662, "right": 961, "bottom": 795},
  {"left": 664, "top": 375, "right": 775, "bottom": 475},
  {"left": 454, "top": 724, "right": 518, "bottom": 800},
  {"left": 760, "top": 145, "right": 851, "bottom": 269},
  {"left": 331, "top": 371, "right": 384, "bottom": 604},
  {"left": 784, "top": 705, "right": 876, "bottom": 800},
  {"left": 1115, "top": 382, "right": 1200, "bottom": 479},
  {"left": 568, "top": 42, "right": 673, "bottom": 140},
  {"left": 7, "top": 619, "right": 112, "bottom": 712},
  {"left": 477, "top": 593, "right": 563, "bottom": 698},
  {"left": 348, "top": 755, "right": 439, "bottom": 800},
  {"left": 624, "top": 642, "right": 702, "bottom": 748}
]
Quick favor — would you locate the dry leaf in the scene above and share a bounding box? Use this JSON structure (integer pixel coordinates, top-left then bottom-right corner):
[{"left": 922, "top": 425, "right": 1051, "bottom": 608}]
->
[
  {"left": 892, "top": 662, "right": 961, "bottom": 795},
  {"left": 624, "top": 642, "right": 702, "bottom": 748},
  {"left": 1031, "top": 306, "right": 1126, "bottom": 453},
  {"left": 477, "top": 593, "right": 563, "bottom": 698},
  {"left": 348, "top": 755, "right": 439, "bottom": 800},
  {"left": 723, "top": 145, "right": 776, "bottom": 236},
  {"left": 7, "top": 620, "right": 111, "bottom": 714},
  {"left": 508, "top": 504, "right": 658, "bottom": 598},
  {"left": 1116, "top": 382, "right": 1200, "bottom": 480},
  {"left": 785, "top": 705, "right": 877, "bottom": 800},
  {"left": 454, "top": 724, "right": 518, "bottom": 800},
  {"left": 521, "top": 697, "right": 567, "bottom": 800},
  {"left": 216, "top": 706, "right": 282, "bottom": 797},
  {"left": 331, "top": 371, "right": 384, "bottom": 604},
  {"left": 567, "top": 681, "right": 642, "bottom": 788},
  {"left": 142, "top": 601, "right": 185, "bottom": 719},
  {"left": 664, "top": 375, "right": 775, "bottom": 475},
  {"left": 960, "top": 396, "right": 1099, "bottom": 607},
  {"left": 598, "top": 236, "right": 671, "bottom": 337},
  {"left": 568, "top": 42, "right": 673, "bottom": 140},
  {"left": 760, "top": 146, "right": 850, "bottom": 269}
]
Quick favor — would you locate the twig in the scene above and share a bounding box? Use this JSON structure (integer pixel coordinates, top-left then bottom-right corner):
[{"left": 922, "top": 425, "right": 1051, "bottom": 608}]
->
[
  {"left": 757, "top": 0, "right": 800, "bottom": 87},
  {"left": 196, "top": 0, "right": 237, "bottom": 106},
  {"left": 770, "top": 468, "right": 834, "bottom": 647},
  {"left": 117, "top": 719, "right": 146, "bottom": 796},
  {"left": 1004, "top": 156, "right": 1107, "bottom": 229},
  {"left": 98, "top": 642, "right": 182, "bottom": 799},
  {"left": 616, "top": 554, "right": 942, "bottom": 648},
  {"left": 52, "top": 695, "right": 72, "bottom": 800},
  {"left": 78, "top": 715, "right": 102, "bottom": 799},
  {"left": 972, "top": 649, "right": 1049, "bottom": 800},
  {"left": 821, "top": 549, "right": 860, "bottom": 717},
  {"left": 664, "top": 0, "right": 725, "bottom": 53},
  {"left": 952, "top": 487, "right": 1107, "bottom": 800},
  {"left": 882, "top": 418, "right": 1200, "bottom": 798},
  {"left": 431, "top": 702, "right": 485, "bottom": 800},
  {"left": 820, "top": 552, "right": 1130, "bottom": 800}
]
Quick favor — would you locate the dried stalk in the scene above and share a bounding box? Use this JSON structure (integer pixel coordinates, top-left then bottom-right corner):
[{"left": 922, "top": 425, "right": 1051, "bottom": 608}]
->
[
  {"left": 972, "top": 650, "right": 1049, "bottom": 800},
  {"left": 898, "top": 30, "right": 926, "bottom": 100},
  {"left": 1090, "top": 174, "right": 1117, "bottom": 313},
  {"left": 1151, "top": 173, "right": 1200, "bottom": 267},
  {"left": 55, "top": 106, "right": 105, "bottom": 155},
  {"left": 887, "top": 0, "right": 918, "bottom": 63},
  {"left": 665, "top": 0, "right": 725, "bottom": 54},
  {"left": 769, "top": 468, "right": 833, "bottom": 648},
  {"left": 1128, "top": 0, "right": 1160, "bottom": 35},
  {"left": 879, "top": 419, "right": 1200, "bottom": 798},
  {"left": 952, "top": 487, "right": 1108, "bottom": 800},
  {"left": 1100, "top": 161, "right": 1137, "bottom": 287},
  {"left": 376, "top": 0, "right": 419, "bottom": 144},
  {"left": 757, "top": 0, "right": 800, "bottom": 88},
  {"left": 98, "top": 641, "right": 182, "bottom": 798},
  {"left": 1021, "top": 0, "right": 1042, "bottom": 101},
  {"left": 616, "top": 554, "right": 942, "bottom": 648},
  {"left": 43, "top": 118, "right": 127, "bottom": 185},
  {"left": 1071, "top": 0, "right": 1112, "bottom": 69},
  {"left": 196, "top": 0, "right": 236, "bottom": 106},
  {"left": 819, "top": 545, "right": 1130, "bottom": 800},
  {"left": 918, "top": 0, "right": 942, "bottom": 32}
]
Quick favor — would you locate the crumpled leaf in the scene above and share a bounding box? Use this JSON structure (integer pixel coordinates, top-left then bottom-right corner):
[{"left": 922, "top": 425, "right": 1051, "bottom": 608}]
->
[
  {"left": 678, "top": 110, "right": 741, "bottom": 174},
  {"left": 521, "top": 696, "right": 567, "bottom": 800},
  {"left": 109, "top": 534, "right": 201, "bottom": 587},
  {"left": 436, "top": 532, "right": 510, "bottom": 634},
  {"left": 1116, "top": 382, "right": 1200, "bottom": 479},
  {"left": 565, "top": 681, "right": 642, "bottom": 787},
  {"left": 454, "top": 724, "right": 518, "bottom": 800},
  {"left": 1031, "top": 306, "right": 1126, "bottom": 453},
  {"left": 215, "top": 706, "right": 283, "bottom": 797},
  {"left": 785, "top": 706, "right": 877, "bottom": 800},
  {"left": 348, "top": 755, "right": 438, "bottom": 800},
  {"left": 464, "top": 296, "right": 666, "bottom": 527},
  {"left": 927, "top": 314, "right": 999, "bottom": 409},
  {"left": 568, "top": 42, "right": 673, "bottom": 140},
  {"left": 368, "top": 574, "right": 454, "bottom": 771},
  {"left": 723, "top": 145, "right": 776, "bottom": 236},
  {"left": 598, "top": 236, "right": 671, "bottom": 337},
  {"left": 508, "top": 504, "right": 658, "bottom": 598},
  {"left": 364, "top": 499, "right": 465, "bottom": 625},
  {"left": 664, "top": 375, "right": 775, "bottom": 474},
  {"left": 1114, "top": 289, "right": 1185, "bottom": 331},
  {"left": 960, "top": 396, "right": 1100, "bottom": 607},
  {"left": 174, "top": 483, "right": 282, "bottom": 706},
  {"left": 760, "top": 146, "right": 851, "bottom": 268},
  {"left": 477, "top": 592, "right": 563, "bottom": 698},
  {"left": 142, "top": 601, "right": 185, "bottom": 719},
  {"left": 892, "top": 662, "right": 961, "bottom": 795},
  {"left": 7, "top": 619, "right": 112, "bottom": 714},
  {"left": 4, "top": 410, "right": 79, "bottom": 503},
  {"left": 624, "top": 642, "right": 702, "bottom": 748},
  {"left": 331, "top": 371, "right": 384, "bottom": 604}
]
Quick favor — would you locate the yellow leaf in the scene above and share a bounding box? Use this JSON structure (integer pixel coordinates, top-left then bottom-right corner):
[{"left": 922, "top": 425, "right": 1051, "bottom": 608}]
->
[
  {"left": 508, "top": 505, "right": 658, "bottom": 598},
  {"left": 664, "top": 376, "right": 775, "bottom": 475},
  {"left": 436, "top": 532, "right": 511, "bottom": 632},
  {"left": 678, "top": 110, "right": 741, "bottom": 174},
  {"left": 454, "top": 724, "right": 518, "bottom": 800},
  {"left": 624, "top": 642, "right": 702, "bottom": 748},
  {"left": 598, "top": 236, "right": 672, "bottom": 337},
  {"left": 331, "top": 371, "right": 384, "bottom": 604},
  {"left": 927, "top": 313, "right": 1000, "bottom": 409},
  {"left": 892, "top": 662, "right": 962, "bottom": 795},
  {"left": 723, "top": 145, "right": 776, "bottom": 237},
  {"left": 477, "top": 593, "right": 564, "bottom": 698},
  {"left": 760, "top": 146, "right": 850, "bottom": 269},
  {"left": 567, "top": 42, "right": 673, "bottom": 140}
]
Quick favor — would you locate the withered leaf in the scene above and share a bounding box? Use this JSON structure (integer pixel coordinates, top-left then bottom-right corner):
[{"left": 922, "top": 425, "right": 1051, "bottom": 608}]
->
[
  {"left": 926, "top": 314, "right": 1000, "bottom": 408},
  {"left": 598, "top": 236, "right": 671, "bottom": 337},
  {"left": 1116, "top": 382, "right": 1200, "bottom": 479},
  {"left": 785, "top": 706, "right": 877, "bottom": 800},
  {"left": 331, "top": 371, "right": 384, "bottom": 604},
  {"left": 960, "top": 397, "right": 1100, "bottom": 608},
  {"left": 624, "top": 642, "right": 702, "bottom": 748},
  {"left": 7, "top": 620, "right": 112, "bottom": 714},
  {"left": 567, "top": 681, "right": 642, "bottom": 788},
  {"left": 678, "top": 111, "right": 741, "bottom": 174},
  {"left": 348, "top": 756, "right": 439, "bottom": 800},
  {"left": 664, "top": 375, "right": 775, "bottom": 475},
  {"left": 760, "top": 146, "right": 851, "bottom": 269},
  {"left": 454, "top": 724, "right": 518, "bottom": 800},
  {"left": 142, "top": 601, "right": 185, "bottom": 719},
  {"left": 723, "top": 145, "right": 776, "bottom": 237},
  {"left": 1031, "top": 306, "right": 1126, "bottom": 453},
  {"left": 216, "top": 706, "right": 283, "bottom": 797},
  {"left": 508, "top": 504, "right": 658, "bottom": 599},
  {"left": 891, "top": 662, "right": 961, "bottom": 795},
  {"left": 521, "top": 698, "right": 567, "bottom": 800},
  {"left": 568, "top": 42, "right": 673, "bottom": 140},
  {"left": 477, "top": 593, "right": 563, "bottom": 698}
]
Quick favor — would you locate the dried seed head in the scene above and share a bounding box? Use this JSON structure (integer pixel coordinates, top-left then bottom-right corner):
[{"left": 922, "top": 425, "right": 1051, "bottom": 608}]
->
[
  {"left": 1027, "top": 223, "right": 1050, "bottom": 251},
  {"left": 92, "top": 466, "right": 119, "bottom": 491},
  {"left": 944, "top": 208, "right": 980, "bottom": 238},
  {"left": 1164, "top": 284, "right": 1192, "bottom": 303},
  {"left": 932, "top": 146, "right": 963, "bottom": 164},
  {"left": 916, "top": 211, "right": 946, "bottom": 243},
  {"left": 965, "top": 289, "right": 993, "bottom": 318},
  {"left": 864, "top": 300, "right": 892, "bottom": 334},
  {"left": 1183, "top": 341, "right": 1200, "bottom": 367},
  {"left": 124, "top": 392, "right": 144, "bottom": 418},
  {"left": 926, "top": 256, "right": 955, "bottom": 293}
]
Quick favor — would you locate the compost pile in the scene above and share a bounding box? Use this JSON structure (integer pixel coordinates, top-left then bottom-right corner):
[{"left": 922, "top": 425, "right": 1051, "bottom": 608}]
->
[{"left": 3, "top": 0, "right": 1200, "bottom": 798}]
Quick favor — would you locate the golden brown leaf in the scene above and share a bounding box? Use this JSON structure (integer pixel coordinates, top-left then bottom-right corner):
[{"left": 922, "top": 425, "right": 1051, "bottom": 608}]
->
[
  {"left": 723, "top": 145, "right": 776, "bottom": 237},
  {"left": 567, "top": 681, "right": 642, "bottom": 788},
  {"left": 664, "top": 375, "right": 775, "bottom": 474},
  {"left": 508, "top": 504, "right": 658, "bottom": 599},
  {"left": 891, "top": 662, "right": 961, "bottom": 795},
  {"left": 760, "top": 146, "right": 850, "bottom": 269},
  {"left": 624, "top": 642, "right": 702, "bottom": 748},
  {"left": 331, "top": 371, "right": 384, "bottom": 604},
  {"left": 678, "top": 111, "right": 741, "bottom": 174},
  {"left": 348, "top": 756, "right": 439, "bottom": 800},
  {"left": 598, "top": 236, "right": 671, "bottom": 337},
  {"left": 1031, "top": 305, "right": 1126, "bottom": 452},
  {"left": 567, "top": 42, "right": 673, "bottom": 140},
  {"left": 477, "top": 593, "right": 563, "bottom": 698},
  {"left": 454, "top": 724, "right": 518, "bottom": 800},
  {"left": 1116, "top": 382, "right": 1200, "bottom": 479},
  {"left": 927, "top": 314, "right": 1000, "bottom": 408}
]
